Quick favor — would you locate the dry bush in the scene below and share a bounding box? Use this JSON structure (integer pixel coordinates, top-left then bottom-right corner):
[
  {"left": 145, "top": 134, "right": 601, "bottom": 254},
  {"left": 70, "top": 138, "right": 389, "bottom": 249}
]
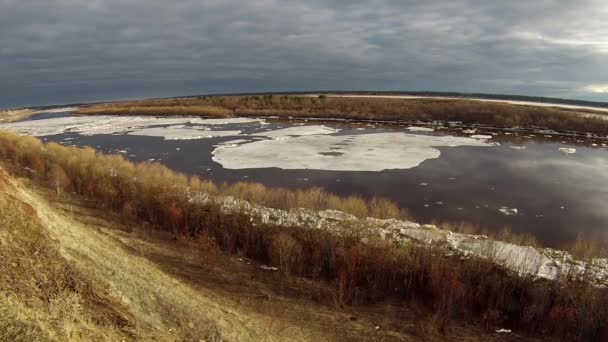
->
[{"left": 567, "top": 233, "right": 608, "bottom": 259}]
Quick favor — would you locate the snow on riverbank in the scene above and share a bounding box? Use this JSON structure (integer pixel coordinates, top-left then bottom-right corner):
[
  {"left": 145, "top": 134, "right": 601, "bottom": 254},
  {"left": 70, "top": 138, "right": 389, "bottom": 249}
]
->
[{"left": 189, "top": 191, "right": 608, "bottom": 287}]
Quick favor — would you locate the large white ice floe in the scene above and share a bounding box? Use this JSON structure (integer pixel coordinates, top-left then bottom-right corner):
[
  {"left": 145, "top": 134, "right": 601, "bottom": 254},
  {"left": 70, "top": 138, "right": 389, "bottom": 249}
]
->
[
  {"left": 0, "top": 116, "right": 263, "bottom": 140},
  {"left": 129, "top": 125, "right": 241, "bottom": 140},
  {"left": 213, "top": 132, "right": 491, "bottom": 171},
  {"left": 250, "top": 125, "right": 338, "bottom": 139},
  {"left": 187, "top": 192, "right": 608, "bottom": 287}
]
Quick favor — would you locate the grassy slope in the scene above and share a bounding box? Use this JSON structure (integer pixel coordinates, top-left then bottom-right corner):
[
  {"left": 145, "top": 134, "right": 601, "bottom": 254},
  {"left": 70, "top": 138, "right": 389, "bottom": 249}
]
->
[
  {"left": 0, "top": 169, "right": 134, "bottom": 341},
  {"left": 0, "top": 168, "right": 535, "bottom": 341}
]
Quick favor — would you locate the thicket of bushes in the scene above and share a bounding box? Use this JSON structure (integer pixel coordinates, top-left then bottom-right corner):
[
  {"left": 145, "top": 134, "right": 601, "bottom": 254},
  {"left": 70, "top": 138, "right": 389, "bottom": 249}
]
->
[
  {"left": 77, "top": 95, "right": 608, "bottom": 135},
  {"left": 1, "top": 131, "right": 607, "bottom": 340}
]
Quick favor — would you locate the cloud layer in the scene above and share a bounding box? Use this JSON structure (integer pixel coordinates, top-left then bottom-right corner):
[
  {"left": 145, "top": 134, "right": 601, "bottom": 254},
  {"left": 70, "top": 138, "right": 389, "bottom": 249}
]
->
[{"left": 1, "top": 0, "right": 607, "bottom": 107}]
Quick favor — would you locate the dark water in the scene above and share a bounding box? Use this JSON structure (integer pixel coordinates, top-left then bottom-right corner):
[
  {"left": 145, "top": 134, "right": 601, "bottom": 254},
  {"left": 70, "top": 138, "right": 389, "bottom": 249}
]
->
[{"left": 27, "top": 114, "right": 608, "bottom": 248}]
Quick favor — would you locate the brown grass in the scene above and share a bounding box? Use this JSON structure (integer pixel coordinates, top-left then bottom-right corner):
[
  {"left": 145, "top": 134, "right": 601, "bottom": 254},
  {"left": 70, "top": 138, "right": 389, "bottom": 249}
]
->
[
  {"left": 434, "top": 221, "right": 540, "bottom": 248},
  {"left": 77, "top": 95, "right": 608, "bottom": 135},
  {"left": 0, "top": 109, "right": 35, "bottom": 123},
  {"left": 1, "top": 131, "right": 607, "bottom": 340},
  {"left": 567, "top": 233, "right": 608, "bottom": 259},
  {"left": 0, "top": 172, "right": 134, "bottom": 341}
]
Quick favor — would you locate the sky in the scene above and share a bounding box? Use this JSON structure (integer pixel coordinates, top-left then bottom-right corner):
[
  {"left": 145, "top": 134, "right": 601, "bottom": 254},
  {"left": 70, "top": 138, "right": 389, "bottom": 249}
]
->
[{"left": 1, "top": 0, "right": 608, "bottom": 108}]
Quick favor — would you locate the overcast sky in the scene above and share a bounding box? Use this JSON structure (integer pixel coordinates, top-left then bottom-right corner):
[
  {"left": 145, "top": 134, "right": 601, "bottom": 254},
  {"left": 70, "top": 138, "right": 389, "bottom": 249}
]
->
[{"left": 1, "top": 0, "right": 608, "bottom": 108}]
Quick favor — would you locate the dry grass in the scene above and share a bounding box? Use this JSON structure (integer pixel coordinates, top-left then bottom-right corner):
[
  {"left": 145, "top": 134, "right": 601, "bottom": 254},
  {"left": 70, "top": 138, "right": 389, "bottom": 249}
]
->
[
  {"left": 0, "top": 172, "right": 134, "bottom": 341},
  {"left": 435, "top": 221, "right": 539, "bottom": 248},
  {"left": 0, "top": 109, "right": 35, "bottom": 123},
  {"left": 77, "top": 95, "right": 608, "bottom": 135},
  {"left": 567, "top": 233, "right": 608, "bottom": 259},
  {"left": 1, "top": 131, "right": 607, "bottom": 340}
]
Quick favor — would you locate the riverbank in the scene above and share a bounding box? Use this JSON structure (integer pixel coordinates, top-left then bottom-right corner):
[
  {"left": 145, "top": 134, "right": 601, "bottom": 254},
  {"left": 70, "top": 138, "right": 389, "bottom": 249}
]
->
[
  {"left": 76, "top": 95, "right": 608, "bottom": 136},
  {"left": 0, "top": 154, "right": 538, "bottom": 341},
  {"left": 0, "top": 109, "right": 35, "bottom": 123},
  {"left": 1, "top": 131, "right": 606, "bottom": 340}
]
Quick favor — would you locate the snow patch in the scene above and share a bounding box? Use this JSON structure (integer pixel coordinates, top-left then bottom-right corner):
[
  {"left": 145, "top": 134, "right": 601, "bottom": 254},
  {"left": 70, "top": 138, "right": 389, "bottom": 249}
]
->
[{"left": 35, "top": 107, "right": 79, "bottom": 113}]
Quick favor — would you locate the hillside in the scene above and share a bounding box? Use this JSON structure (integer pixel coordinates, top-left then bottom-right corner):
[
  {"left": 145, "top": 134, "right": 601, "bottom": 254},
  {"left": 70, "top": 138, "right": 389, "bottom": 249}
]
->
[{"left": 2, "top": 167, "right": 537, "bottom": 341}]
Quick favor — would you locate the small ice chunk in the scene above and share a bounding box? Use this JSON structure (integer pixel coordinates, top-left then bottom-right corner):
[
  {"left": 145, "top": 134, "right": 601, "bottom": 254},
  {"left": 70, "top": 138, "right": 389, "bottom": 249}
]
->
[
  {"left": 406, "top": 126, "right": 434, "bottom": 132},
  {"left": 510, "top": 145, "right": 526, "bottom": 150},
  {"left": 470, "top": 134, "right": 493, "bottom": 140},
  {"left": 260, "top": 265, "right": 278, "bottom": 271},
  {"left": 558, "top": 147, "right": 576, "bottom": 154},
  {"left": 496, "top": 329, "right": 511, "bottom": 334},
  {"left": 499, "top": 207, "right": 518, "bottom": 216}
]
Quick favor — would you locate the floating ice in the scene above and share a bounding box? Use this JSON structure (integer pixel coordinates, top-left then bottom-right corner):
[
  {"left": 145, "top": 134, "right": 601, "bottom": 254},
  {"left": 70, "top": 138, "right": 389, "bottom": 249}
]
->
[
  {"left": 470, "top": 134, "right": 493, "bottom": 140},
  {"left": 213, "top": 132, "right": 491, "bottom": 171},
  {"left": 129, "top": 126, "right": 240, "bottom": 140},
  {"left": 510, "top": 145, "right": 526, "bottom": 150},
  {"left": 0, "top": 115, "right": 261, "bottom": 139},
  {"left": 558, "top": 147, "right": 576, "bottom": 154},
  {"left": 499, "top": 207, "right": 518, "bottom": 216},
  {"left": 406, "top": 126, "right": 434, "bottom": 132},
  {"left": 251, "top": 125, "right": 338, "bottom": 139}
]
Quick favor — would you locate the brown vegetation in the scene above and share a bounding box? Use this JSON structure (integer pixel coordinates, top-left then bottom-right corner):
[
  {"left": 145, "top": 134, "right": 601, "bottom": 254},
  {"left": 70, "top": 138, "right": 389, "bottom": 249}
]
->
[
  {"left": 77, "top": 95, "right": 608, "bottom": 135},
  {"left": 0, "top": 109, "right": 35, "bottom": 123},
  {"left": 1, "top": 131, "right": 607, "bottom": 340},
  {"left": 0, "top": 171, "right": 134, "bottom": 340}
]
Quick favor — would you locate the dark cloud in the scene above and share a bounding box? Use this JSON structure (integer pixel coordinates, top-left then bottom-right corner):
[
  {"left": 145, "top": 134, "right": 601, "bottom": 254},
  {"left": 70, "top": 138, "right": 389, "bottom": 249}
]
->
[{"left": 1, "top": 0, "right": 607, "bottom": 107}]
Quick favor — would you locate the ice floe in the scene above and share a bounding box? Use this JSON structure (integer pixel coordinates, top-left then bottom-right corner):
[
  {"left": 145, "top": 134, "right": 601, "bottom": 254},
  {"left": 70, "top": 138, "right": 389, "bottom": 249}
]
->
[
  {"left": 129, "top": 126, "right": 240, "bottom": 140},
  {"left": 250, "top": 125, "right": 338, "bottom": 139},
  {"left": 406, "top": 126, "right": 434, "bottom": 132},
  {"left": 470, "top": 134, "right": 493, "bottom": 140},
  {"left": 0, "top": 115, "right": 263, "bottom": 139},
  {"left": 499, "top": 207, "right": 518, "bottom": 216},
  {"left": 213, "top": 132, "right": 491, "bottom": 171},
  {"left": 559, "top": 147, "right": 577, "bottom": 154}
]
